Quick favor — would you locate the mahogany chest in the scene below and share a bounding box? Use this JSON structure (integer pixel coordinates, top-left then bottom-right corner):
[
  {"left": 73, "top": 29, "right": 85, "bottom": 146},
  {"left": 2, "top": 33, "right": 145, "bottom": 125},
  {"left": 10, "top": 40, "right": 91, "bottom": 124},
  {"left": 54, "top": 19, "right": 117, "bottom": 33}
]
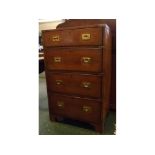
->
[{"left": 42, "top": 20, "right": 113, "bottom": 133}]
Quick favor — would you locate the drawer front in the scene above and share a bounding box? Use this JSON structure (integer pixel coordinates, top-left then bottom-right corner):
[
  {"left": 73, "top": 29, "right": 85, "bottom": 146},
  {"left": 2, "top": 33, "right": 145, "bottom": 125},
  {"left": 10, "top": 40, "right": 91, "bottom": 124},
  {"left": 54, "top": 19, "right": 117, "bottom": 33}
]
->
[
  {"left": 47, "top": 73, "right": 102, "bottom": 98},
  {"left": 45, "top": 48, "right": 102, "bottom": 72},
  {"left": 49, "top": 94, "right": 101, "bottom": 123},
  {"left": 42, "top": 27, "right": 102, "bottom": 47}
]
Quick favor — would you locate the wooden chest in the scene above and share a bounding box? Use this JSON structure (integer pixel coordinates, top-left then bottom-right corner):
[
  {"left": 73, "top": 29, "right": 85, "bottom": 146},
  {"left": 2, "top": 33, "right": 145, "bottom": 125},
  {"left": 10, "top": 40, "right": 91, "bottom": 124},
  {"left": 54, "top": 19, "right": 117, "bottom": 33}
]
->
[{"left": 42, "top": 20, "right": 112, "bottom": 133}]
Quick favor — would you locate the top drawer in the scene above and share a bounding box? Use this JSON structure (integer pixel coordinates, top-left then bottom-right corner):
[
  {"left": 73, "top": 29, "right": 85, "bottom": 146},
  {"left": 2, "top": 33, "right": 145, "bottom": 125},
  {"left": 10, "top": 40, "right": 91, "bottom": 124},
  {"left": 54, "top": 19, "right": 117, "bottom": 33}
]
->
[{"left": 42, "top": 27, "right": 103, "bottom": 47}]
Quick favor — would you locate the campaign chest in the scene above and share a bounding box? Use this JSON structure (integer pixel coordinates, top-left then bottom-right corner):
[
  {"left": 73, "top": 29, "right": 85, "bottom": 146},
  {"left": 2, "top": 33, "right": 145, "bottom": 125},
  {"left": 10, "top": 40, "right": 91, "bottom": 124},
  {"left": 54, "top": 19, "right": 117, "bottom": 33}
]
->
[{"left": 42, "top": 20, "right": 113, "bottom": 133}]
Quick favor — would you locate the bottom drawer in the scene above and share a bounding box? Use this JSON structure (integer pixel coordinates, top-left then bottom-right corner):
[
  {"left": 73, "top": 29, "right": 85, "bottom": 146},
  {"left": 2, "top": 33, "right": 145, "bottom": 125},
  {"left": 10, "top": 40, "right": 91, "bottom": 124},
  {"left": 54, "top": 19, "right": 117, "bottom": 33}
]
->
[{"left": 49, "top": 94, "right": 101, "bottom": 123}]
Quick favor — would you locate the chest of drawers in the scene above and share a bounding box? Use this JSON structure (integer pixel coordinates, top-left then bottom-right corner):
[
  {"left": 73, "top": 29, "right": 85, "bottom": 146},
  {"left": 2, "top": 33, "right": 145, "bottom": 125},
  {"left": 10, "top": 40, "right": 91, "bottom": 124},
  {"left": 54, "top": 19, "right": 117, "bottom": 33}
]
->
[{"left": 42, "top": 21, "right": 112, "bottom": 133}]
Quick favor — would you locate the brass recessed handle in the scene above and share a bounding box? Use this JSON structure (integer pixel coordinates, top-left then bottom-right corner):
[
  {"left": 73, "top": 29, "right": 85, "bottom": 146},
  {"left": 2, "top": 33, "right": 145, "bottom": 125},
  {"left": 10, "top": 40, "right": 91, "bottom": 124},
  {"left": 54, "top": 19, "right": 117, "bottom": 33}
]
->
[
  {"left": 57, "top": 101, "right": 64, "bottom": 108},
  {"left": 52, "top": 35, "right": 60, "bottom": 41},
  {"left": 81, "top": 33, "right": 91, "bottom": 40},
  {"left": 81, "top": 82, "right": 91, "bottom": 88},
  {"left": 53, "top": 57, "right": 61, "bottom": 63},
  {"left": 83, "top": 106, "right": 92, "bottom": 112},
  {"left": 81, "top": 57, "right": 92, "bottom": 64},
  {"left": 56, "top": 80, "right": 63, "bottom": 85}
]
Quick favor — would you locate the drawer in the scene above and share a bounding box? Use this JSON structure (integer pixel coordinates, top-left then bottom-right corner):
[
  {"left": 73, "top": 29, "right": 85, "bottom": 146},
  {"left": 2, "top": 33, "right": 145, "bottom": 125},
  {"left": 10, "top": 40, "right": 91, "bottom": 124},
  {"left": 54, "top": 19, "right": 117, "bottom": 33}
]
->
[
  {"left": 46, "top": 72, "right": 102, "bottom": 98},
  {"left": 42, "top": 27, "right": 102, "bottom": 47},
  {"left": 45, "top": 48, "right": 102, "bottom": 72},
  {"left": 49, "top": 94, "right": 101, "bottom": 123}
]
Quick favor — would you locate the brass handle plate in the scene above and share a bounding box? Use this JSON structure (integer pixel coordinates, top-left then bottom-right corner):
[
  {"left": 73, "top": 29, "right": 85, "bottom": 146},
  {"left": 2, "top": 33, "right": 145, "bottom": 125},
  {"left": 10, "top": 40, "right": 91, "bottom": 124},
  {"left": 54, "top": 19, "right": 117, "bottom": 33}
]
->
[
  {"left": 56, "top": 80, "right": 63, "bottom": 85},
  {"left": 83, "top": 106, "right": 92, "bottom": 112},
  {"left": 53, "top": 57, "right": 61, "bottom": 63},
  {"left": 81, "top": 82, "right": 91, "bottom": 89},
  {"left": 81, "top": 57, "right": 92, "bottom": 64},
  {"left": 57, "top": 101, "right": 64, "bottom": 108},
  {"left": 81, "top": 33, "right": 91, "bottom": 40},
  {"left": 52, "top": 35, "right": 60, "bottom": 41}
]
